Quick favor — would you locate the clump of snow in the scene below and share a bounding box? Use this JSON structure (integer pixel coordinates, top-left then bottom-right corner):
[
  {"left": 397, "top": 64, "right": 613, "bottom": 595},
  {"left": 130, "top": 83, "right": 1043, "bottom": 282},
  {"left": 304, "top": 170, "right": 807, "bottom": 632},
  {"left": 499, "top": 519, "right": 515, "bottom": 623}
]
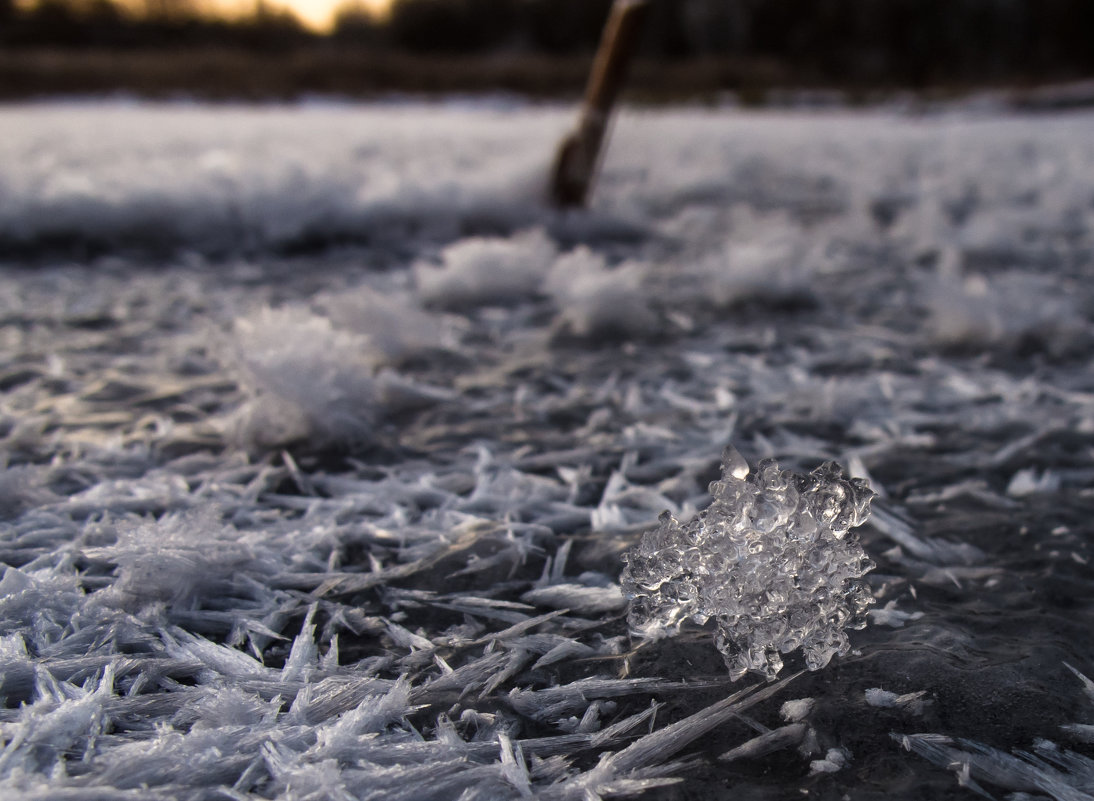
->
[
  {"left": 415, "top": 228, "right": 556, "bottom": 309},
  {"left": 864, "top": 687, "right": 928, "bottom": 714},
  {"left": 224, "top": 306, "right": 383, "bottom": 449},
  {"left": 83, "top": 508, "right": 284, "bottom": 619},
  {"left": 621, "top": 448, "right": 877, "bottom": 679},
  {"left": 810, "top": 746, "right": 852, "bottom": 775},
  {"left": 780, "top": 698, "right": 816, "bottom": 723},
  {"left": 0, "top": 567, "right": 84, "bottom": 651},
  {"left": 868, "top": 601, "right": 925, "bottom": 628},
  {"left": 0, "top": 465, "right": 55, "bottom": 520},
  {"left": 544, "top": 247, "right": 657, "bottom": 338},
  {"left": 315, "top": 285, "right": 453, "bottom": 365},
  {"left": 925, "top": 271, "right": 1086, "bottom": 355},
  {"left": 1007, "top": 467, "right": 1061, "bottom": 497},
  {"left": 0, "top": 664, "right": 116, "bottom": 777},
  {"left": 685, "top": 208, "right": 815, "bottom": 309}
]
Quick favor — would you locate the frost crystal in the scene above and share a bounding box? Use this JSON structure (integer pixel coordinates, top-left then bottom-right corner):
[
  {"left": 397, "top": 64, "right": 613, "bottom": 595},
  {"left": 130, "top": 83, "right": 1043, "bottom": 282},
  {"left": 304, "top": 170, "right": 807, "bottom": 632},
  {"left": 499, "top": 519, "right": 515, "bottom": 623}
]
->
[{"left": 621, "top": 450, "right": 877, "bottom": 679}]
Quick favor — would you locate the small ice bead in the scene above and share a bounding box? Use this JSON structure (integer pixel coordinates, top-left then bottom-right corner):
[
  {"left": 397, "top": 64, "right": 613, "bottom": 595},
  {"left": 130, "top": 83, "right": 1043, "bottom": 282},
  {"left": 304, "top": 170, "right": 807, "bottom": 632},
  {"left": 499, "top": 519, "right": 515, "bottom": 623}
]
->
[
  {"left": 721, "top": 445, "right": 751, "bottom": 480},
  {"left": 789, "top": 514, "right": 819, "bottom": 542},
  {"left": 672, "top": 580, "right": 699, "bottom": 605},
  {"left": 762, "top": 650, "right": 784, "bottom": 679}
]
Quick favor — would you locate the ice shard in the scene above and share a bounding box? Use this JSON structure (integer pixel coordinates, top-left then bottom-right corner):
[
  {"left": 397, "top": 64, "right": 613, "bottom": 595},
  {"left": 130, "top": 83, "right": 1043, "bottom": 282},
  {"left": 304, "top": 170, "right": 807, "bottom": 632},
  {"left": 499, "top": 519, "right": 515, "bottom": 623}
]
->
[{"left": 621, "top": 448, "right": 877, "bottom": 679}]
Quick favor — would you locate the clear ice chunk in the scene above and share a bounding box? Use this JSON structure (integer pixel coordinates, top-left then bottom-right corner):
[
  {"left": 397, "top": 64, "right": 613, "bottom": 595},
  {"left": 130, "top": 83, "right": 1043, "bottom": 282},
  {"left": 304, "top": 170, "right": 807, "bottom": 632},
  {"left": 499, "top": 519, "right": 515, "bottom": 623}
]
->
[{"left": 621, "top": 447, "right": 877, "bottom": 680}]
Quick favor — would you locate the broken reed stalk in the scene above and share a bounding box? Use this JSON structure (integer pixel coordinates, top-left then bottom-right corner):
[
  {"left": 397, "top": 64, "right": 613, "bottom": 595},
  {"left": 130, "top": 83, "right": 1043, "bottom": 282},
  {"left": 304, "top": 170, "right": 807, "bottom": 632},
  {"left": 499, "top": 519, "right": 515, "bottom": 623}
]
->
[{"left": 549, "top": 0, "right": 649, "bottom": 208}]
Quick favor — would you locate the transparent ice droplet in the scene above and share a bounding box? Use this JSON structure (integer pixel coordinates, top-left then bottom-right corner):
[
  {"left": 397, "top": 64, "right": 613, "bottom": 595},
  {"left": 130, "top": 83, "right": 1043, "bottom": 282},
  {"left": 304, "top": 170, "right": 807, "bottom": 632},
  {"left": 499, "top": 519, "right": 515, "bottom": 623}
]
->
[{"left": 722, "top": 444, "right": 751, "bottom": 481}]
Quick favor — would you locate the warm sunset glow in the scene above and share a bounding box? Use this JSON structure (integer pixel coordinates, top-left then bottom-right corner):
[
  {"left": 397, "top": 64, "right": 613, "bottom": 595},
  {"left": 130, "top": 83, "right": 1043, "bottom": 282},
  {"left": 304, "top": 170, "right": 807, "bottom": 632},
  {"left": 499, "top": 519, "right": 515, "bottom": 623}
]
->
[
  {"left": 212, "top": 0, "right": 389, "bottom": 31},
  {"left": 291, "top": 0, "right": 390, "bottom": 31}
]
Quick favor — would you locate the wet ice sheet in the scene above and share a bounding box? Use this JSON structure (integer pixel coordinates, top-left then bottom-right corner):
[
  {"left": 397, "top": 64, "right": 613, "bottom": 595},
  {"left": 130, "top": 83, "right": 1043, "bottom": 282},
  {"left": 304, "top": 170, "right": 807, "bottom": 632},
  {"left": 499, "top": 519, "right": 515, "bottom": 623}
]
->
[{"left": 2, "top": 102, "right": 1094, "bottom": 800}]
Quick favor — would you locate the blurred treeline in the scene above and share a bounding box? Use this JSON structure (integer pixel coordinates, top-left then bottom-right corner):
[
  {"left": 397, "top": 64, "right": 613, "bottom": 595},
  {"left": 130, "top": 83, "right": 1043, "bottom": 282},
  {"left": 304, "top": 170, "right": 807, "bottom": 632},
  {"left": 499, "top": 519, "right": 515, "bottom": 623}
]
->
[
  {"left": 1, "top": 0, "right": 306, "bottom": 51},
  {"left": 373, "top": 0, "right": 1094, "bottom": 87},
  {"left": 3, "top": 0, "right": 1094, "bottom": 94}
]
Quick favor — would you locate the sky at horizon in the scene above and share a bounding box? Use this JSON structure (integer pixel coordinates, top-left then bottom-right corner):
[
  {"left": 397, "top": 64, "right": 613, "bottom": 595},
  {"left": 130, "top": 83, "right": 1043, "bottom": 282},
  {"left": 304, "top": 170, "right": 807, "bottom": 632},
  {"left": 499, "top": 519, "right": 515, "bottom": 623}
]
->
[
  {"left": 295, "top": 0, "right": 389, "bottom": 30},
  {"left": 218, "top": 0, "right": 389, "bottom": 31}
]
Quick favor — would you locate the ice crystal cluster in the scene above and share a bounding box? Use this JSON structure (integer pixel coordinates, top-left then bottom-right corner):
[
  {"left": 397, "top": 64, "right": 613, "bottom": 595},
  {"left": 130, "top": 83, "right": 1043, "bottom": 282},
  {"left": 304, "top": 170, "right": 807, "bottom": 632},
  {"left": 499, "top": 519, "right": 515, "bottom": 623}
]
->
[{"left": 621, "top": 450, "right": 877, "bottom": 679}]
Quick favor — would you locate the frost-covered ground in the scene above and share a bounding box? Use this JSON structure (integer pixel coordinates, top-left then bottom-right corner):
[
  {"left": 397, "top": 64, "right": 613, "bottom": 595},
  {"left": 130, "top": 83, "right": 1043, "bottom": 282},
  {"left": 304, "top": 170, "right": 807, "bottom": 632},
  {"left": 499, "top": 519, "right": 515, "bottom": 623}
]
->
[{"left": 2, "top": 101, "right": 1094, "bottom": 800}]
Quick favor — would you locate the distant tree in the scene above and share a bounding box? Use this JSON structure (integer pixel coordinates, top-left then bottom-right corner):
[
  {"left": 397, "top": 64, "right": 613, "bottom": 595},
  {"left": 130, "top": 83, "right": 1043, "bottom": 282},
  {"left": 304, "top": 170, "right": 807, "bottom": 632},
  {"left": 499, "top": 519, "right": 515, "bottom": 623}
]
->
[
  {"left": 679, "top": 0, "right": 748, "bottom": 55},
  {"left": 231, "top": 0, "right": 308, "bottom": 49},
  {"left": 142, "top": 0, "right": 201, "bottom": 22},
  {"left": 3, "top": 0, "right": 129, "bottom": 45},
  {"left": 82, "top": 0, "right": 133, "bottom": 46},
  {"left": 252, "top": 0, "right": 301, "bottom": 28},
  {"left": 388, "top": 0, "right": 518, "bottom": 52},
  {"left": 640, "top": 0, "right": 691, "bottom": 58},
  {"left": 332, "top": 0, "right": 382, "bottom": 44},
  {"left": 21, "top": 0, "right": 82, "bottom": 44},
  {"left": 517, "top": 0, "right": 612, "bottom": 53}
]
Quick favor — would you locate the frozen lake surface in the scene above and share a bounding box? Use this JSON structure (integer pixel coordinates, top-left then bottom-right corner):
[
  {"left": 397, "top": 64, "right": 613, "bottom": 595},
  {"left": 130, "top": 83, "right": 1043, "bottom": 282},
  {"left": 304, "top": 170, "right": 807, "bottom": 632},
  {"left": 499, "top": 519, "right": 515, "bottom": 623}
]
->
[{"left": 2, "top": 101, "right": 1094, "bottom": 800}]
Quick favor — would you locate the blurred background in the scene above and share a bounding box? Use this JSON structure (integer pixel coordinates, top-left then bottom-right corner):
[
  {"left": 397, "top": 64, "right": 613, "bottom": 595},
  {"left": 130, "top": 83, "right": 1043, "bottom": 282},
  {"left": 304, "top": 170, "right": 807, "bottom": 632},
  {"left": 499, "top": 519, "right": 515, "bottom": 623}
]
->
[{"left": 2, "top": 0, "right": 1094, "bottom": 104}]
